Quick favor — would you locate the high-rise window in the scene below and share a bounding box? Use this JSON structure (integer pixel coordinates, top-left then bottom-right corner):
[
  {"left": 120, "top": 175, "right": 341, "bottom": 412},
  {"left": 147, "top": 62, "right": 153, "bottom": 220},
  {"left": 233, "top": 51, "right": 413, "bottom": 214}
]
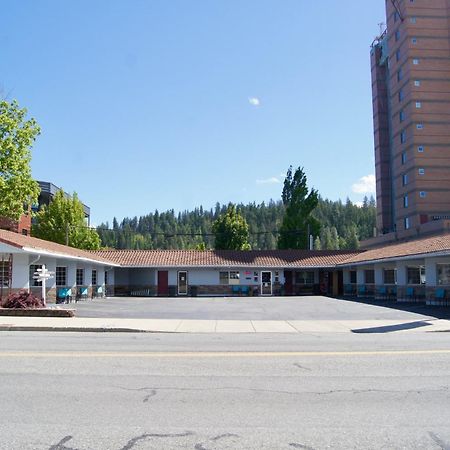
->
[
  {"left": 414, "top": 80, "right": 421, "bottom": 87},
  {"left": 403, "top": 174, "right": 409, "bottom": 186},
  {"left": 405, "top": 217, "right": 411, "bottom": 230},
  {"left": 410, "top": 17, "right": 417, "bottom": 24},
  {"left": 413, "top": 58, "right": 419, "bottom": 65},
  {"left": 399, "top": 89, "right": 404, "bottom": 101},
  {"left": 418, "top": 146, "right": 424, "bottom": 153},
  {"left": 404, "top": 195, "right": 409, "bottom": 208},
  {"left": 418, "top": 168, "right": 425, "bottom": 175},
  {"left": 401, "top": 151, "right": 407, "bottom": 164},
  {"left": 416, "top": 102, "right": 422, "bottom": 108},
  {"left": 420, "top": 191, "right": 427, "bottom": 198},
  {"left": 400, "top": 130, "right": 407, "bottom": 143},
  {"left": 416, "top": 123, "right": 424, "bottom": 130}
]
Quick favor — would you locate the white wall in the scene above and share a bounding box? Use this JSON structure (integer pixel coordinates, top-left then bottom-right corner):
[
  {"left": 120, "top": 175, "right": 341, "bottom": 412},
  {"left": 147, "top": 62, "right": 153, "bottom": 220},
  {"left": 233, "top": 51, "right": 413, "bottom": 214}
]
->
[{"left": 11, "top": 254, "right": 29, "bottom": 289}]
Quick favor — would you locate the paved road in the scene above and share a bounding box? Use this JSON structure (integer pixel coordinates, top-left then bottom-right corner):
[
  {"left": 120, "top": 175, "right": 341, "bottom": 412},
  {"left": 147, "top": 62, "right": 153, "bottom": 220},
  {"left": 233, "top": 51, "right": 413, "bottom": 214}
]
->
[
  {"left": 1, "top": 332, "right": 450, "bottom": 449},
  {"left": 60, "top": 296, "right": 446, "bottom": 320}
]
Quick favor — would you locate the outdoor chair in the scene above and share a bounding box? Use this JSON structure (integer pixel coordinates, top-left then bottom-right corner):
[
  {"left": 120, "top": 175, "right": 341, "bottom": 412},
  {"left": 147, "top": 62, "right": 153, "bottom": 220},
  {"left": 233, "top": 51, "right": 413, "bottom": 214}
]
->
[
  {"left": 232, "top": 286, "right": 241, "bottom": 296},
  {"left": 435, "top": 288, "right": 446, "bottom": 302},
  {"left": 241, "top": 286, "right": 249, "bottom": 296},
  {"left": 96, "top": 286, "right": 104, "bottom": 298},
  {"left": 358, "top": 286, "right": 367, "bottom": 297},
  {"left": 377, "top": 286, "right": 387, "bottom": 300},
  {"left": 56, "top": 288, "right": 72, "bottom": 304},
  {"left": 77, "top": 287, "right": 88, "bottom": 302},
  {"left": 405, "top": 286, "right": 415, "bottom": 301}
]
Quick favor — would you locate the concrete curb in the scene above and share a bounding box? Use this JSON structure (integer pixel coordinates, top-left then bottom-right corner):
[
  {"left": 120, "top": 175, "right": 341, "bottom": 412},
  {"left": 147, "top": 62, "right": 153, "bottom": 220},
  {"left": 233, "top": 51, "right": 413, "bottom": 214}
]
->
[{"left": 0, "top": 326, "right": 154, "bottom": 333}]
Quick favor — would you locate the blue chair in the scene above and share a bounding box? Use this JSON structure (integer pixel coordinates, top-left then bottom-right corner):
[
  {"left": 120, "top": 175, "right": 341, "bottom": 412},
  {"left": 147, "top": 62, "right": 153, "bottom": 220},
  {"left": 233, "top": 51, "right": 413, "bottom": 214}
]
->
[
  {"left": 435, "top": 288, "right": 446, "bottom": 300},
  {"left": 57, "top": 288, "right": 72, "bottom": 304},
  {"left": 358, "top": 286, "right": 366, "bottom": 297},
  {"left": 406, "top": 286, "right": 415, "bottom": 301},
  {"left": 241, "top": 286, "right": 249, "bottom": 296},
  {"left": 96, "top": 286, "right": 104, "bottom": 298},
  {"left": 232, "top": 286, "right": 241, "bottom": 296},
  {"left": 77, "top": 287, "right": 88, "bottom": 301},
  {"left": 377, "top": 286, "right": 387, "bottom": 300}
]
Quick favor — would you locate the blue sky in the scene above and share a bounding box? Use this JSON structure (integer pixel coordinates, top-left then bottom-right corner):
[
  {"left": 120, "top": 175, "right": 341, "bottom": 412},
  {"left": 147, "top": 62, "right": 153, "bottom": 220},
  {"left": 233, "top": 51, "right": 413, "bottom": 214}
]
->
[{"left": 2, "top": 0, "right": 385, "bottom": 225}]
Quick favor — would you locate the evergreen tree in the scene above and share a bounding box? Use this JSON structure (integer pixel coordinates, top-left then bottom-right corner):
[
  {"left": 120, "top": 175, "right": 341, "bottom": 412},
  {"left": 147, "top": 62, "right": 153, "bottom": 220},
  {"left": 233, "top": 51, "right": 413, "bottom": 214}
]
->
[{"left": 278, "top": 166, "right": 320, "bottom": 249}]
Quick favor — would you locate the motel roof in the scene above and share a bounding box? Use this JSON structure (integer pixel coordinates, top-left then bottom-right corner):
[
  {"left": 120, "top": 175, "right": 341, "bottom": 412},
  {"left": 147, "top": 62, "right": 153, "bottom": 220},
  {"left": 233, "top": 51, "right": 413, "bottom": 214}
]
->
[
  {"left": 0, "top": 229, "right": 118, "bottom": 266},
  {"left": 339, "top": 233, "right": 450, "bottom": 266},
  {"left": 91, "top": 249, "right": 361, "bottom": 268}
]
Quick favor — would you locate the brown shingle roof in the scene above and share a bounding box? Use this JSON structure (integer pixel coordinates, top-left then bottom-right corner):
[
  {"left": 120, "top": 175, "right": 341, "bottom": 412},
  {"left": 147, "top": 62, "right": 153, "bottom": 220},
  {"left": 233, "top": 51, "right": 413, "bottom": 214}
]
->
[
  {"left": 0, "top": 229, "right": 117, "bottom": 265},
  {"left": 91, "top": 249, "right": 361, "bottom": 268},
  {"left": 339, "top": 233, "right": 450, "bottom": 265}
]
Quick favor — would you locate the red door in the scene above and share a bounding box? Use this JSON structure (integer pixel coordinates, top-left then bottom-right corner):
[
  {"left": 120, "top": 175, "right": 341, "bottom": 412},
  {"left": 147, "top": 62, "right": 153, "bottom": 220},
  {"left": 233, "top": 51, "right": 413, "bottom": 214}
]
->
[
  {"left": 157, "top": 271, "right": 169, "bottom": 296},
  {"left": 284, "top": 270, "right": 293, "bottom": 295}
]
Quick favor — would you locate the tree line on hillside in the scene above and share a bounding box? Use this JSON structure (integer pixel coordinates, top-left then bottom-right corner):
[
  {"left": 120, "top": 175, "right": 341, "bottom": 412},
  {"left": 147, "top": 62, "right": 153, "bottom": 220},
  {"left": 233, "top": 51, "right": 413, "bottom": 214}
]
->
[
  {"left": 0, "top": 99, "right": 376, "bottom": 252},
  {"left": 96, "top": 195, "right": 376, "bottom": 251}
]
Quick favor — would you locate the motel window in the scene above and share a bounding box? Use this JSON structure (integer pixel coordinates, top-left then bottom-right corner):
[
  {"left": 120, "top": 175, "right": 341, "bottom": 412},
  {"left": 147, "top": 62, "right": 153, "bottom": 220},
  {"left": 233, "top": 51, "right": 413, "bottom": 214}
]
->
[
  {"left": 364, "top": 270, "right": 375, "bottom": 284},
  {"left": 0, "top": 261, "right": 11, "bottom": 287},
  {"left": 295, "top": 271, "right": 315, "bottom": 285},
  {"left": 219, "top": 271, "right": 240, "bottom": 285},
  {"left": 349, "top": 271, "right": 357, "bottom": 284},
  {"left": 383, "top": 269, "right": 397, "bottom": 285},
  {"left": 274, "top": 271, "right": 280, "bottom": 283},
  {"left": 105, "top": 271, "right": 108, "bottom": 286},
  {"left": 92, "top": 270, "right": 97, "bottom": 286},
  {"left": 437, "top": 265, "right": 450, "bottom": 285},
  {"left": 56, "top": 267, "right": 67, "bottom": 286},
  {"left": 76, "top": 268, "right": 84, "bottom": 286},
  {"left": 29, "top": 264, "right": 42, "bottom": 287},
  {"left": 407, "top": 266, "right": 425, "bottom": 285}
]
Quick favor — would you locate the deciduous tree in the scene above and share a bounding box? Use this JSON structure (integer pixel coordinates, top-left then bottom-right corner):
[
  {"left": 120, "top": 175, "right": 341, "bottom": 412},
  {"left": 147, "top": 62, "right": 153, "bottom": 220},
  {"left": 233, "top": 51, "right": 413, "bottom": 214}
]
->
[
  {"left": 212, "top": 204, "right": 251, "bottom": 250},
  {"left": 33, "top": 190, "right": 101, "bottom": 250},
  {"left": 0, "top": 100, "right": 40, "bottom": 220}
]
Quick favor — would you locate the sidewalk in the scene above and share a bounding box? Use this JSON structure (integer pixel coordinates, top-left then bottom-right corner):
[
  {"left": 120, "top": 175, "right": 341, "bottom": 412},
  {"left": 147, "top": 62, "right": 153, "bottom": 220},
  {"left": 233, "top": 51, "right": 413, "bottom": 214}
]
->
[{"left": 1, "top": 316, "right": 450, "bottom": 333}]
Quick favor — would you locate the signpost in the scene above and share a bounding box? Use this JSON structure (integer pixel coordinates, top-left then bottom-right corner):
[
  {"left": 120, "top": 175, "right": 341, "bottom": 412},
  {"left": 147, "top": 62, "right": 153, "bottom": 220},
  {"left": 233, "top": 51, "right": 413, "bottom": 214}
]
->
[{"left": 33, "top": 265, "right": 54, "bottom": 307}]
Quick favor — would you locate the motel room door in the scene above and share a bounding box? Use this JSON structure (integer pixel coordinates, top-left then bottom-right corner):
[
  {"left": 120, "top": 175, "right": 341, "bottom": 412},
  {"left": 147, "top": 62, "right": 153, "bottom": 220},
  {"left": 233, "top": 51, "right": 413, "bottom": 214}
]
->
[
  {"left": 261, "top": 271, "right": 272, "bottom": 296},
  {"left": 178, "top": 271, "right": 188, "bottom": 296},
  {"left": 157, "top": 270, "right": 169, "bottom": 296}
]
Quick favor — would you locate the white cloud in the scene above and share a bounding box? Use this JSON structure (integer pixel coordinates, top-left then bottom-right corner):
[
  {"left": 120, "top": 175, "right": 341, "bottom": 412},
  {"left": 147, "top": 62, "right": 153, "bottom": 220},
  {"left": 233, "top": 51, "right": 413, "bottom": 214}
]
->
[
  {"left": 354, "top": 201, "right": 364, "bottom": 208},
  {"left": 248, "top": 97, "right": 261, "bottom": 107},
  {"left": 352, "top": 174, "right": 376, "bottom": 194},
  {"left": 256, "top": 177, "right": 281, "bottom": 185}
]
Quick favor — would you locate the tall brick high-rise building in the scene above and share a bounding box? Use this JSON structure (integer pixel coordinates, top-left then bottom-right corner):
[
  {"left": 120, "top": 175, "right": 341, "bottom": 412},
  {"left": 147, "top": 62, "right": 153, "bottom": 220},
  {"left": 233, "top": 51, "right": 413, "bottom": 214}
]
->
[{"left": 370, "top": 0, "right": 450, "bottom": 243}]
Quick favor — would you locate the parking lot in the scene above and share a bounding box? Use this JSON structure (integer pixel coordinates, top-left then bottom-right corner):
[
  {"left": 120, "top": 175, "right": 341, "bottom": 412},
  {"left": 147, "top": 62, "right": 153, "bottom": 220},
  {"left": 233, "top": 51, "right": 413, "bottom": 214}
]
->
[{"left": 60, "top": 295, "right": 448, "bottom": 321}]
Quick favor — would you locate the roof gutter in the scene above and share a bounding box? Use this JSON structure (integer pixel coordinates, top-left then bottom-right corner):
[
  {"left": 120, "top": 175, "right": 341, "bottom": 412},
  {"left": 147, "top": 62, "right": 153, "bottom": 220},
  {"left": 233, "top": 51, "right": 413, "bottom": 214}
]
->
[
  {"left": 22, "top": 247, "right": 120, "bottom": 267},
  {"left": 338, "top": 250, "right": 450, "bottom": 267}
]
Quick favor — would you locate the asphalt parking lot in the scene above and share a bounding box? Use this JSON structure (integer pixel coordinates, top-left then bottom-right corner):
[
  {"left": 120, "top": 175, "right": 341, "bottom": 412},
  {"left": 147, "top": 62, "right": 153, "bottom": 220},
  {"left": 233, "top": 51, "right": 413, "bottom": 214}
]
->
[{"left": 60, "top": 295, "right": 448, "bottom": 321}]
